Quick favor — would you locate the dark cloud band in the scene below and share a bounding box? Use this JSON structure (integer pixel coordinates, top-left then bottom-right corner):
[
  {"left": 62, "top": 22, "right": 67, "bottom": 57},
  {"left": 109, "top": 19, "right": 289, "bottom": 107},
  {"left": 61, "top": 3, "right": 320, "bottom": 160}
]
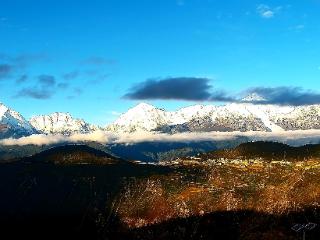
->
[
  {"left": 0, "top": 64, "right": 12, "bottom": 79},
  {"left": 244, "top": 87, "right": 320, "bottom": 106},
  {"left": 124, "top": 77, "right": 320, "bottom": 106},
  {"left": 15, "top": 74, "right": 60, "bottom": 99},
  {"left": 15, "top": 88, "right": 53, "bottom": 99},
  {"left": 123, "top": 77, "right": 231, "bottom": 101}
]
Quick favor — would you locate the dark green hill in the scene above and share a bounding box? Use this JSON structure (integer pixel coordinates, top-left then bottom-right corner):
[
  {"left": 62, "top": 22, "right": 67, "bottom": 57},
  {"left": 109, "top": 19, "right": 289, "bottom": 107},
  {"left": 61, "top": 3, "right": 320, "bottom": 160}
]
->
[
  {"left": 199, "top": 141, "right": 320, "bottom": 161},
  {"left": 23, "top": 144, "right": 121, "bottom": 165}
]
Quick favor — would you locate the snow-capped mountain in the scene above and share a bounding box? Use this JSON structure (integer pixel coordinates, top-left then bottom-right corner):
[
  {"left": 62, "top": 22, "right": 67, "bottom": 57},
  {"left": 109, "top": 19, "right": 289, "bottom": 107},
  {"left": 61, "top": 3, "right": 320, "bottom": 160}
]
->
[
  {"left": 0, "top": 102, "right": 37, "bottom": 139},
  {"left": 271, "top": 105, "right": 320, "bottom": 130},
  {"left": 107, "top": 103, "right": 169, "bottom": 133},
  {"left": 106, "top": 103, "right": 217, "bottom": 133},
  {"left": 107, "top": 99, "right": 320, "bottom": 133},
  {"left": 241, "top": 93, "right": 267, "bottom": 102},
  {"left": 30, "top": 112, "right": 99, "bottom": 135},
  {"left": 2, "top": 93, "right": 320, "bottom": 139}
]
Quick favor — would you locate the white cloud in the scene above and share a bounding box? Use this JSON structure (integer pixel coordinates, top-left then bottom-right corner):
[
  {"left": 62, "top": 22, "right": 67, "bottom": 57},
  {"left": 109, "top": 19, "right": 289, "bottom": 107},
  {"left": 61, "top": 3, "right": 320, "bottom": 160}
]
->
[
  {"left": 257, "top": 4, "right": 281, "bottom": 19},
  {"left": 0, "top": 131, "right": 117, "bottom": 146},
  {"left": 262, "top": 10, "right": 274, "bottom": 18},
  {"left": 0, "top": 134, "right": 65, "bottom": 146},
  {"left": 1, "top": 130, "right": 320, "bottom": 147}
]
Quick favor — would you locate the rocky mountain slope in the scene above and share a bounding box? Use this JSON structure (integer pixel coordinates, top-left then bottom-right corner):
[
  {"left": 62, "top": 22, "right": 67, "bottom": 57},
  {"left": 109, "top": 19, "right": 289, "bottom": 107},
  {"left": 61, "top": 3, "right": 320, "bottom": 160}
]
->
[
  {"left": 30, "top": 112, "right": 98, "bottom": 135},
  {"left": 107, "top": 95, "right": 320, "bottom": 133},
  {"left": 0, "top": 102, "right": 37, "bottom": 139}
]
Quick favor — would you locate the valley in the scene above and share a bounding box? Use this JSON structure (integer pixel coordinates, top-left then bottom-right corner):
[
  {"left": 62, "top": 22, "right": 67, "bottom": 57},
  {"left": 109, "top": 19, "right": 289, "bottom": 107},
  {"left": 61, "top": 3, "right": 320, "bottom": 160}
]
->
[{"left": 0, "top": 142, "right": 320, "bottom": 239}]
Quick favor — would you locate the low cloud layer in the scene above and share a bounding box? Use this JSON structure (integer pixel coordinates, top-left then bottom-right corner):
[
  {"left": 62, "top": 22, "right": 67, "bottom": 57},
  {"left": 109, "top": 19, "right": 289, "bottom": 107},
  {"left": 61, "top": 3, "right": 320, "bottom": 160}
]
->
[
  {"left": 1, "top": 129, "right": 320, "bottom": 147},
  {"left": 0, "top": 131, "right": 117, "bottom": 146}
]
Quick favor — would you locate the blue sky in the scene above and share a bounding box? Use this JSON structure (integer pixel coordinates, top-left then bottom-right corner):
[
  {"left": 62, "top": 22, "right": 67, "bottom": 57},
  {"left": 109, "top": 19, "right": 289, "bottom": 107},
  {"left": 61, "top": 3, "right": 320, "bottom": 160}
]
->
[{"left": 1, "top": 0, "right": 320, "bottom": 125}]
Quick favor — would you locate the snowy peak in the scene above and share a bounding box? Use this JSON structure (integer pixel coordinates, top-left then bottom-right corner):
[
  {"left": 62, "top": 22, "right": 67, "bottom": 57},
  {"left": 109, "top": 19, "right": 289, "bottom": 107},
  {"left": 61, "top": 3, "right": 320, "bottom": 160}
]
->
[
  {"left": 30, "top": 112, "right": 98, "bottom": 135},
  {"left": 107, "top": 103, "right": 168, "bottom": 132},
  {"left": 242, "top": 93, "right": 267, "bottom": 102},
  {"left": 130, "top": 102, "right": 157, "bottom": 111},
  {"left": 0, "top": 102, "right": 36, "bottom": 139}
]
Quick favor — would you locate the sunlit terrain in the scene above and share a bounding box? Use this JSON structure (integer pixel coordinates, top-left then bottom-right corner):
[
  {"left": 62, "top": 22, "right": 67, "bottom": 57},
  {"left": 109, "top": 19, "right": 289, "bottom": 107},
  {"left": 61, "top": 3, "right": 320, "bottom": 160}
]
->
[
  {"left": 0, "top": 144, "right": 320, "bottom": 239},
  {"left": 116, "top": 159, "right": 320, "bottom": 233}
]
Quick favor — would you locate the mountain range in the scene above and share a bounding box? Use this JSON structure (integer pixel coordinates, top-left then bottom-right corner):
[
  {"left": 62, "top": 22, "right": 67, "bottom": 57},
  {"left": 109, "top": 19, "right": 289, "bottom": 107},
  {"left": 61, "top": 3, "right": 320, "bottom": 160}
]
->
[{"left": 1, "top": 93, "right": 320, "bottom": 139}]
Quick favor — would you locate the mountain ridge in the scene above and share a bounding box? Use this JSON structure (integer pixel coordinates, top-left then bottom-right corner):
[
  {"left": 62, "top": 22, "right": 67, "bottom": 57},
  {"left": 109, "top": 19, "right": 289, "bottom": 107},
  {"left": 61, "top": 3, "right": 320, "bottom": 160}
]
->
[
  {"left": 30, "top": 112, "right": 99, "bottom": 135},
  {"left": 193, "top": 141, "right": 320, "bottom": 161},
  {"left": 107, "top": 102, "right": 320, "bottom": 134},
  {"left": 1, "top": 96, "right": 320, "bottom": 139},
  {"left": 0, "top": 102, "right": 37, "bottom": 139}
]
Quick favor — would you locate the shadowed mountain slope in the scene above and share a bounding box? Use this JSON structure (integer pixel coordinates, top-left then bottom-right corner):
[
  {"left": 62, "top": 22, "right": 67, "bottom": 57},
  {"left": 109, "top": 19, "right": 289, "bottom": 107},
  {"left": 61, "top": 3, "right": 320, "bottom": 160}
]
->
[
  {"left": 198, "top": 141, "right": 320, "bottom": 161},
  {"left": 22, "top": 144, "right": 122, "bottom": 165}
]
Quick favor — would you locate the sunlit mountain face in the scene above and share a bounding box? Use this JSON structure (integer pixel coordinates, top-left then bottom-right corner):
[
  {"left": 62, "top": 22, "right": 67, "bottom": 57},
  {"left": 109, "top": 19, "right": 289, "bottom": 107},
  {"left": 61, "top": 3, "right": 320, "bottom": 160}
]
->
[
  {"left": 1, "top": 1, "right": 320, "bottom": 239},
  {"left": 2, "top": 98, "right": 320, "bottom": 137}
]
